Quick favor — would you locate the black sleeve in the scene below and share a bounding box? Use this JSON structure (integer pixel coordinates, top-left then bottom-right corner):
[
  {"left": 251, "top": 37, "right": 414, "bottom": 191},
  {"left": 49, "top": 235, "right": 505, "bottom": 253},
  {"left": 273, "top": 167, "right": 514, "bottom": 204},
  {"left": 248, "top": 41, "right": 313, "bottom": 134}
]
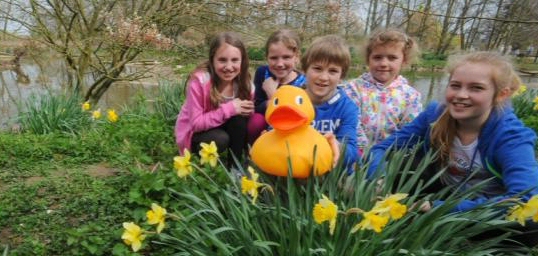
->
[{"left": 254, "top": 66, "right": 269, "bottom": 114}]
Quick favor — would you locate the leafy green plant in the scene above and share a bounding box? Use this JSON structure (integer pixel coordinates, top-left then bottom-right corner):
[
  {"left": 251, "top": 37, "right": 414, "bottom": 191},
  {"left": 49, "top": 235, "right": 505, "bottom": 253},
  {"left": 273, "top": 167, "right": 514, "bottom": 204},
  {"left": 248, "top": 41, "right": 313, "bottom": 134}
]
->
[
  {"left": 248, "top": 47, "right": 266, "bottom": 61},
  {"left": 513, "top": 87, "right": 538, "bottom": 120},
  {"left": 151, "top": 80, "right": 185, "bottom": 126},
  {"left": 17, "top": 92, "right": 92, "bottom": 134},
  {"left": 523, "top": 114, "right": 538, "bottom": 130},
  {"left": 421, "top": 52, "right": 448, "bottom": 61},
  {"left": 121, "top": 148, "right": 533, "bottom": 255},
  {"left": 512, "top": 86, "right": 538, "bottom": 151}
]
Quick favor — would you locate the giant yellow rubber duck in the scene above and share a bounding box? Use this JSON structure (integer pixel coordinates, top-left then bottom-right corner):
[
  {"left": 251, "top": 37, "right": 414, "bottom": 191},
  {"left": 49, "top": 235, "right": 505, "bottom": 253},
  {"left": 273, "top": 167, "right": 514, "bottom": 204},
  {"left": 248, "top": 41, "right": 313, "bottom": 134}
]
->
[{"left": 250, "top": 85, "right": 333, "bottom": 178}]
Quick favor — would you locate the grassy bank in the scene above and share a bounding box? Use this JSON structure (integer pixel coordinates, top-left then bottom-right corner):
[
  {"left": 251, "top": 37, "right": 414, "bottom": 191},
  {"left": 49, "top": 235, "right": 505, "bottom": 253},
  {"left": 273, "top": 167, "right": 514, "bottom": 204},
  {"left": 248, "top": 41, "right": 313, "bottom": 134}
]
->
[
  {"left": 0, "top": 84, "right": 181, "bottom": 255},
  {"left": 2, "top": 74, "right": 538, "bottom": 255}
]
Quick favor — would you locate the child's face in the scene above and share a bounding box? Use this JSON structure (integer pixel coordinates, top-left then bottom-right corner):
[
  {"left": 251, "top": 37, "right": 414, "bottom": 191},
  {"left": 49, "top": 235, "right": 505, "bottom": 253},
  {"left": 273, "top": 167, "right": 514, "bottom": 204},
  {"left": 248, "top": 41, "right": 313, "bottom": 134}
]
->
[
  {"left": 212, "top": 43, "right": 242, "bottom": 84},
  {"left": 446, "top": 63, "right": 496, "bottom": 128},
  {"left": 304, "top": 61, "right": 342, "bottom": 104},
  {"left": 267, "top": 42, "right": 299, "bottom": 81},
  {"left": 368, "top": 42, "right": 405, "bottom": 86}
]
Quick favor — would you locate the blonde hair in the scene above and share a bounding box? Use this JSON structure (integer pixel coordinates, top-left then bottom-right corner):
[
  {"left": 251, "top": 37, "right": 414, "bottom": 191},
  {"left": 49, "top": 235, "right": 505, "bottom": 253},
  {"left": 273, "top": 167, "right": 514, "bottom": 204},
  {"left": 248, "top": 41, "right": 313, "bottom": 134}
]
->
[
  {"left": 365, "top": 28, "right": 419, "bottom": 65},
  {"left": 265, "top": 29, "right": 301, "bottom": 57},
  {"left": 430, "top": 51, "right": 521, "bottom": 161},
  {"left": 301, "top": 35, "right": 351, "bottom": 78}
]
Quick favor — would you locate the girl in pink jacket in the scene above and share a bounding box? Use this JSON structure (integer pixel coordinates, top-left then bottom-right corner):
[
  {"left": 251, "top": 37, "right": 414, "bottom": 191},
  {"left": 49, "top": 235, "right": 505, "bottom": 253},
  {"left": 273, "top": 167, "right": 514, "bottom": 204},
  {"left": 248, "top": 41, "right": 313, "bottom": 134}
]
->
[{"left": 175, "top": 32, "right": 254, "bottom": 168}]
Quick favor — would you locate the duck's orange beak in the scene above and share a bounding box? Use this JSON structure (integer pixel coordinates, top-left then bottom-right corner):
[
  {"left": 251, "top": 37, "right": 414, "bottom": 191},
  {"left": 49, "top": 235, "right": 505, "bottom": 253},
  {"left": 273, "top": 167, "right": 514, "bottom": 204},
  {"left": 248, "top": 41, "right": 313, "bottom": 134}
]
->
[{"left": 268, "top": 105, "right": 308, "bottom": 131}]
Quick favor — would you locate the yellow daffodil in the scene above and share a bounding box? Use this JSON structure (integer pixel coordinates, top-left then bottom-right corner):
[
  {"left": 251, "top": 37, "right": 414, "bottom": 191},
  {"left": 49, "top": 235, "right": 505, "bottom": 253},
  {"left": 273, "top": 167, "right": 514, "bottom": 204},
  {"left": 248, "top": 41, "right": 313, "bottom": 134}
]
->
[
  {"left": 351, "top": 211, "right": 389, "bottom": 233},
  {"left": 92, "top": 109, "right": 102, "bottom": 119},
  {"left": 146, "top": 203, "right": 167, "bottom": 233},
  {"left": 507, "top": 204, "right": 527, "bottom": 226},
  {"left": 174, "top": 149, "right": 193, "bottom": 178},
  {"left": 507, "top": 195, "right": 538, "bottom": 225},
  {"left": 107, "top": 109, "right": 119, "bottom": 122},
  {"left": 387, "top": 203, "right": 407, "bottom": 220},
  {"left": 528, "top": 196, "right": 538, "bottom": 222},
  {"left": 513, "top": 85, "right": 527, "bottom": 97},
  {"left": 373, "top": 193, "right": 408, "bottom": 220},
  {"left": 199, "top": 141, "right": 219, "bottom": 167},
  {"left": 82, "top": 101, "right": 91, "bottom": 111},
  {"left": 533, "top": 97, "right": 538, "bottom": 111},
  {"left": 313, "top": 194, "right": 338, "bottom": 235},
  {"left": 241, "top": 166, "right": 262, "bottom": 204},
  {"left": 121, "top": 222, "right": 146, "bottom": 252}
]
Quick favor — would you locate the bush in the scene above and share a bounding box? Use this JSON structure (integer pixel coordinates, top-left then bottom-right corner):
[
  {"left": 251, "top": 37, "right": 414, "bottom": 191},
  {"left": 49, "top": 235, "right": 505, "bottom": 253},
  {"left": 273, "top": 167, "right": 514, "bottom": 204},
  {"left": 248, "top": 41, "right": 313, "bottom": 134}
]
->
[
  {"left": 248, "top": 47, "right": 266, "bottom": 61},
  {"left": 17, "top": 92, "right": 91, "bottom": 134},
  {"left": 513, "top": 87, "right": 538, "bottom": 120},
  {"left": 509, "top": 86, "right": 538, "bottom": 150},
  {"left": 421, "top": 52, "right": 447, "bottom": 61}
]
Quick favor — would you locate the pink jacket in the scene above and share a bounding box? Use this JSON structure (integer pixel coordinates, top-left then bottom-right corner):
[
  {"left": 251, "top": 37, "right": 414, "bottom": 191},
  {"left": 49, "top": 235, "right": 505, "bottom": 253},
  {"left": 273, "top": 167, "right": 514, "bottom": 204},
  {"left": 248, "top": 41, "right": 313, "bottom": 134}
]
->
[{"left": 175, "top": 71, "right": 237, "bottom": 152}]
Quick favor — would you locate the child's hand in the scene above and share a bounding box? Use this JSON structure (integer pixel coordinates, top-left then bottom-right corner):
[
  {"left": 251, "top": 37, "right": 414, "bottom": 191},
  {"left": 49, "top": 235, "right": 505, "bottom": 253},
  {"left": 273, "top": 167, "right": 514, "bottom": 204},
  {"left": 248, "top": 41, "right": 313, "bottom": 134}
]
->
[
  {"left": 324, "top": 133, "right": 340, "bottom": 168},
  {"left": 262, "top": 77, "right": 279, "bottom": 98},
  {"left": 233, "top": 99, "right": 254, "bottom": 116}
]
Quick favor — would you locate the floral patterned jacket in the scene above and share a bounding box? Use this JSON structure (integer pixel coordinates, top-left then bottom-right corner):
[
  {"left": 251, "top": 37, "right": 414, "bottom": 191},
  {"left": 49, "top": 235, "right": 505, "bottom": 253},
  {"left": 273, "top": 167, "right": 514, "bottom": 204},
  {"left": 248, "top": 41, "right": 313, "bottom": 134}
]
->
[{"left": 342, "top": 73, "right": 422, "bottom": 153}]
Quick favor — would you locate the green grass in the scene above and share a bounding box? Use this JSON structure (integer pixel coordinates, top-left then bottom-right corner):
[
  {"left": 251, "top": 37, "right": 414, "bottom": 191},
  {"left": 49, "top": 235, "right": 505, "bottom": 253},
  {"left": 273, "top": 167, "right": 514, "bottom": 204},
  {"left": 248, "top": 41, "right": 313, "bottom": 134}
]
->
[
  {"left": 2, "top": 78, "right": 538, "bottom": 255},
  {"left": 0, "top": 84, "right": 183, "bottom": 255},
  {"left": 0, "top": 167, "right": 135, "bottom": 255},
  {"left": 0, "top": 117, "right": 178, "bottom": 254}
]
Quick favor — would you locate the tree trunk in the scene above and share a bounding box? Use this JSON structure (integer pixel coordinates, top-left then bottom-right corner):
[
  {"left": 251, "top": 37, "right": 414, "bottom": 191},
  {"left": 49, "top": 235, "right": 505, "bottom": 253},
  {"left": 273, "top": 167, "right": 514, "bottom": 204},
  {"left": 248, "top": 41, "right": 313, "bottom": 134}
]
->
[
  {"left": 464, "top": 0, "right": 487, "bottom": 50},
  {"left": 416, "top": 0, "right": 432, "bottom": 42},
  {"left": 364, "top": 0, "right": 373, "bottom": 35},
  {"left": 1, "top": 0, "right": 13, "bottom": 40},
  {"left": 486, "top": 0, "right": 505, "bottom": 50},
  {"left": 435, "top": 0, "right": 456, "bottom": 56},
  {"left": 385, "top": 0, "right": 396, "bottom": 27},
  {"left": 369, "top": 0, "right": 379, "bottom": 32}
]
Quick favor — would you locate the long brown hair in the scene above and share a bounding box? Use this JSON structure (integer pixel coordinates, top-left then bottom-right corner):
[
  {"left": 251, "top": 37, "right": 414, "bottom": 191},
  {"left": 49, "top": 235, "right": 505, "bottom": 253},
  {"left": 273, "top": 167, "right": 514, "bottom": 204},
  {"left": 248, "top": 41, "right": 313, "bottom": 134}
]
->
[
  {"left": 430, "top": 51, "right": 521, "bottom": 162},
  {"left": 188, "top": 31, "right": 252, "bottom": 108}
]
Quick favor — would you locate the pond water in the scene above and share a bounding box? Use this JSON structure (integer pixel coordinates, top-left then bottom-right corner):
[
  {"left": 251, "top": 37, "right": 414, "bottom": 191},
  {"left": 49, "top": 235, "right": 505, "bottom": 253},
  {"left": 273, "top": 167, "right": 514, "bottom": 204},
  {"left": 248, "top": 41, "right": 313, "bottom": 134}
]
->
[
  {"left": 2, "top": 61, "right": 538, "bottom": 129},
  {"left": 409, "top": 72, "right": 538, "bottom": 104},
  {"left": 0, "top": 61, "right": 175, "bottom": 128}
]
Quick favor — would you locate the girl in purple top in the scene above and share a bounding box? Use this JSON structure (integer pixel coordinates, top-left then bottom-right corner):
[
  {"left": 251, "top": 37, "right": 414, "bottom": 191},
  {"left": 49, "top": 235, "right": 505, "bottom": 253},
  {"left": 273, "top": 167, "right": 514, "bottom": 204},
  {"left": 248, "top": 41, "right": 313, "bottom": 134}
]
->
[
  {"left": 247, "top": 29, "right": 306, "bottom": 143},
  {"left": 175, "top": 32, "right": 254, "bottom": 168}
]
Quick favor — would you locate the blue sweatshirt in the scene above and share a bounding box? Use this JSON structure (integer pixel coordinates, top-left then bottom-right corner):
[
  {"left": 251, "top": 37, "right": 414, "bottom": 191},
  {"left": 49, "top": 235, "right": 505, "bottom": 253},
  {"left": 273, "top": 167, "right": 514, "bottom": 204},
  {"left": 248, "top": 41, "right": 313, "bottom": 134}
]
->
[
  {"left": 311, "top": 88, "right": 359, "bottom": 173},
  {"left": 369, "top": 102, "right": 538, "bottom": 212},
  {"left": 254, "top": 65, "right": 306, "bottom": 114}
]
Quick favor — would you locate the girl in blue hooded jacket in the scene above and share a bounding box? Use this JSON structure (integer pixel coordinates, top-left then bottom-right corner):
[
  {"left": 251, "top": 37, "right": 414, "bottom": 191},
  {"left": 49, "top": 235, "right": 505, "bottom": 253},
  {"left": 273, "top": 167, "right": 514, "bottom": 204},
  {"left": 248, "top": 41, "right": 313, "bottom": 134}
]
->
[{"left": 368, "top": 51, "right": 538, "bottom": 246}]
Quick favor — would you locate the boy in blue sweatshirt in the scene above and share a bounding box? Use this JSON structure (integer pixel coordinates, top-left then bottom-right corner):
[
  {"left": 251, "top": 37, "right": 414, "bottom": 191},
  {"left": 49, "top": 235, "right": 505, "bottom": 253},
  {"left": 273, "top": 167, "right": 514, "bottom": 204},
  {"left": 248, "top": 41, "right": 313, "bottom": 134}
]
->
[{"left": 302, "top": 35, "right": 359, "bottom": 173}]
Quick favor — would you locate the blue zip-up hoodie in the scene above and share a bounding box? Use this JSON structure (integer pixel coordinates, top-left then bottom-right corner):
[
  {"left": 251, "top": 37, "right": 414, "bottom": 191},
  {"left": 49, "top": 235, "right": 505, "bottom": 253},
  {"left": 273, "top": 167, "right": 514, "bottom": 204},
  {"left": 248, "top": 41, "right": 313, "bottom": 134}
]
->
[
  {"left": 312, "top": 88, "right": 359, "bottom": 173},
  {"left": 369, "top": 102, "right": 538, "bottom": 212}
]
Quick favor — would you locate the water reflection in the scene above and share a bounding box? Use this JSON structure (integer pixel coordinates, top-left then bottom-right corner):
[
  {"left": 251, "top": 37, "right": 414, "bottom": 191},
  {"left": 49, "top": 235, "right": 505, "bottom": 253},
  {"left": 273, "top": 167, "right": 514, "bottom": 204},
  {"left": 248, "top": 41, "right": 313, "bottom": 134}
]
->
[
  {"left": 408, "top": 73, "right": 447, "bottom": 104},
  {"left": 408, "top": 72, "right": 538, "bottom": 105},
  {"left": 0, "top": 61, "right": 173, "bottom": 128}
]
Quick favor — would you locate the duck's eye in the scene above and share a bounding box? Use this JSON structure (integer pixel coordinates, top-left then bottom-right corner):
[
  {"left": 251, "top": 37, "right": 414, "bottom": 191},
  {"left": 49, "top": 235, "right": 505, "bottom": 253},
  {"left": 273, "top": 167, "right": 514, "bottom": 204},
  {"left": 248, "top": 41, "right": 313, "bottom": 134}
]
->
[
  {"left": 295, "top": 95, "right": 303, "bottom": 105},
  {"left": 273, "top": 97, "right": 279, "bottom": 106}
]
